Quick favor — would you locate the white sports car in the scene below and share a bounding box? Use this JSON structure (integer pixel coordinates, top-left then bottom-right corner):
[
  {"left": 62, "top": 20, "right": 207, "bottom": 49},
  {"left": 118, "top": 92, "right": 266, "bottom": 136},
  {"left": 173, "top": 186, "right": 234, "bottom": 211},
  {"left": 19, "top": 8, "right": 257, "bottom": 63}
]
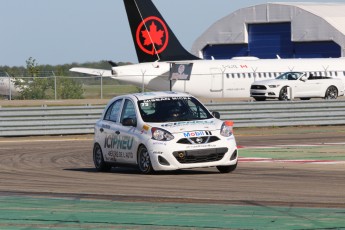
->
[
  {"left": 93, "top": 91, "right": 238, "bottom": 174},
  {"left": 250, "top": 72, "right": 345, "bottom": 101}
]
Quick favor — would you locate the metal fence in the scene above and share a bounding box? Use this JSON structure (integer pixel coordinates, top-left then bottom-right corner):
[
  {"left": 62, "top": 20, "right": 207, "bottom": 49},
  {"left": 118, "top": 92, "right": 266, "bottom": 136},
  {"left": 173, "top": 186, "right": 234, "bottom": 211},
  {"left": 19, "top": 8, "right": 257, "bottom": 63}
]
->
[
  {"left": 1, "top": 100, "right": 345, "bottom": 137},
  {"left": 0, "top": 71, "right": 141, "bottom": 100}
]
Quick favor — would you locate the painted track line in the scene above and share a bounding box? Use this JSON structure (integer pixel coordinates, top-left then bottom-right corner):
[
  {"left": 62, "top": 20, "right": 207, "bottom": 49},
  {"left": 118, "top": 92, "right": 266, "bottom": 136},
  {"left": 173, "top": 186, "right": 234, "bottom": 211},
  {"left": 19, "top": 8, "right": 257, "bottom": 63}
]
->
[
  {"left": 239, "top": 157, "right": 345, "bottom": 164},
  {"left": 238, "top": 143, "right": 345, "bottom": 149},
  {"left": 0, "top": 138, "right": 93, "bottom": 143}
]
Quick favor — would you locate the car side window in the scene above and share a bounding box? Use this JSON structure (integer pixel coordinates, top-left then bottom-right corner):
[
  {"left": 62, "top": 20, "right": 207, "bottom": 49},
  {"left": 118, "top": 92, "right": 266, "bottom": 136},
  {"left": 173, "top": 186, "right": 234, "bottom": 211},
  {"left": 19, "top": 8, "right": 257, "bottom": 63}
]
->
[
  {"left": 120, "top": 99, "right": 137, "bottom": 124},
  {"left": 187, "top": 99, "right": 208, "bottom": 119},
  {"left": 104, "top": 99, "right": 123, "bottom": 122}
]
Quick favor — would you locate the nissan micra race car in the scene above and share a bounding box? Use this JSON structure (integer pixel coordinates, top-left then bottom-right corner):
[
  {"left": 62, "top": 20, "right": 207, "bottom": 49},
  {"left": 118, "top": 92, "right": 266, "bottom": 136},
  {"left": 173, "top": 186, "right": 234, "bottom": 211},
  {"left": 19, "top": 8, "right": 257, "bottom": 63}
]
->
[{"left": 93, "top": 91, "right": 238, "bottom": 174}]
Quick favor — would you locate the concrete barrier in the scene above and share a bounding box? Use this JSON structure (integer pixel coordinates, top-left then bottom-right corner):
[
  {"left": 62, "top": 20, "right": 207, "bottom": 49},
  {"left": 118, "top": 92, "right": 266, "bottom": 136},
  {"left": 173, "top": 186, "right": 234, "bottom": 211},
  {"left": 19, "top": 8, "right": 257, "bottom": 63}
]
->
[{"left": 1, "top": 100, "right": 345, "bottom": 136}]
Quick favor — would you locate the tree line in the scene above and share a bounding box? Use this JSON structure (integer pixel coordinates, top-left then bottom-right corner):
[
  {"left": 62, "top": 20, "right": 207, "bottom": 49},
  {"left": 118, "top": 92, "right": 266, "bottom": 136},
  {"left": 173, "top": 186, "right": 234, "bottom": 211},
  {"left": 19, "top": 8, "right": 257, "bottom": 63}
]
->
[
  {"left": 0, "top": 58, "right": 131, "bottom": 100},
  {"left": 0, "top": 59, "right": 130, "bottom": 78}
]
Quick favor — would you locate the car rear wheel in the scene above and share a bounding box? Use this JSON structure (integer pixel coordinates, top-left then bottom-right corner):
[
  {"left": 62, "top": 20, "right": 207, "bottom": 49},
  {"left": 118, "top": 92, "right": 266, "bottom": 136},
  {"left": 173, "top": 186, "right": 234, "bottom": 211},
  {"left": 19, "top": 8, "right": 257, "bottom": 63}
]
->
[
  {"left": 324, "top": 86, "right": 338, "bottom": 100},
  {"left": 278, "top": 86, "right": 289, "bottom": 101},
  {"left": 137, "top": 145, "right": 154, "bottom": 174},
  {"left": 93, "top": 143, "right": 111, "bottom": 172},
  {"left": 217, "top": 162, "right": 237, "bottom": 173}
]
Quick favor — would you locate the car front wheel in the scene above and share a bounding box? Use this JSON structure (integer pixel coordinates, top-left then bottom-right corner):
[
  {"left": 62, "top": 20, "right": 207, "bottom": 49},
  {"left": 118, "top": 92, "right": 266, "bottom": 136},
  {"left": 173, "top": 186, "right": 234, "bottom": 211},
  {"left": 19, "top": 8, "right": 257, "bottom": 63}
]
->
[
  {"left": 278, "top": 86, "right": 289, "bottom": 101},
  {"left": 217, "top": 162, "right": 237, "bottom": 173},
  {"left": 137, "top": 145, "right": 154, "bottom": 174},
  {"left": 93, "top": 143, "right": 111, "bottom": 172},
  {"left": 324, "top": 86, "right": 338, "bottom": 100}
]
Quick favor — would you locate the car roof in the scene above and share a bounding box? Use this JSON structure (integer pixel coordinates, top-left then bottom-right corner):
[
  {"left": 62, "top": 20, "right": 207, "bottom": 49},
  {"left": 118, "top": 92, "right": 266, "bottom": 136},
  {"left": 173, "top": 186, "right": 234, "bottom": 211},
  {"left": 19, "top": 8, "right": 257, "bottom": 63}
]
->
[
  {"left": 104, "top": 92, "right": 194, "bottom": 108},
  {"left": 126, "top": 91, "right": 192, "bottom": 101}
]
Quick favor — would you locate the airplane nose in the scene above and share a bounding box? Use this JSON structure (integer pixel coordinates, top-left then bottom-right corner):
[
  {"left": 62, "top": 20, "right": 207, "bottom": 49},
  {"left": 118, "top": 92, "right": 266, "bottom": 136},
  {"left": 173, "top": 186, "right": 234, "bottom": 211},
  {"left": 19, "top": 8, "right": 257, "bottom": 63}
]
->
[{"left": 111, "top": 69, "right": 118, "bottom": 77}]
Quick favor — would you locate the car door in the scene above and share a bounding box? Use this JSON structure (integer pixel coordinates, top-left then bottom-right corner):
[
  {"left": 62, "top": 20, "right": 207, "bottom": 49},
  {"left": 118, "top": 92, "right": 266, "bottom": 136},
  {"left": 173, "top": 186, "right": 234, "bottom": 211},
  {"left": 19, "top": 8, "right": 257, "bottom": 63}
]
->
[
  {"left": 116, "top": 98, "right": 141, "bottom": 164},
  {"left": 98, "top": 99, "right": 123, "bottom": 163},
  {"left": 294, "top": 74, "right": 319, "bottom": 97}
]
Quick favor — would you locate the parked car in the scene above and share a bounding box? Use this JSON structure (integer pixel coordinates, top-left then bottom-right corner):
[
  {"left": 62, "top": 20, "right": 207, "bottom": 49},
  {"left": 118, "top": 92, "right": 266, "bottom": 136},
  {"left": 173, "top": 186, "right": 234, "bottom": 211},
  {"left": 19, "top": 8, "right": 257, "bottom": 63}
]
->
[
  {"left": 250, "top": 72, "right": 345, "bottom": 101},
  {"left": 93, "top": 91, "right": 238, "bottom": 174}
]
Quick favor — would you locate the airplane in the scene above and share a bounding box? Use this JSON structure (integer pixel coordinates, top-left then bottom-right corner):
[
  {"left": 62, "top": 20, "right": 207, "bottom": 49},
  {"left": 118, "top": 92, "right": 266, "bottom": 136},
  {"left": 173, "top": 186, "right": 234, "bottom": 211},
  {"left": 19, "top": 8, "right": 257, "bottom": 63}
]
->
[
  {"left": 70, "top": 0, "right": 345, "bottom": 99},
  {"left": 0, "top": 74, "right": 18, "bottom": 99}
]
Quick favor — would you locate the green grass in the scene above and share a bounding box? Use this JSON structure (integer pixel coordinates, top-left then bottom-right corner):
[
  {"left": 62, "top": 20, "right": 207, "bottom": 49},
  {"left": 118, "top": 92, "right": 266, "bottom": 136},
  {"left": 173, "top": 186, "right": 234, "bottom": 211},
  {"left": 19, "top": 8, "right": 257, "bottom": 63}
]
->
[{"left": 83, "top": 84, "right": 141, "bottom": 99}]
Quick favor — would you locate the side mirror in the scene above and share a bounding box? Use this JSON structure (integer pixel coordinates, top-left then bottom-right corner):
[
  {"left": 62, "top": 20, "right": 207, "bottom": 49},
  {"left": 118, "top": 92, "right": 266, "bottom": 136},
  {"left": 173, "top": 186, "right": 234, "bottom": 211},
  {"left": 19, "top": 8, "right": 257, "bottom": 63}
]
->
[
  {"left": 212, "top": 111, "right": 220, "bottom": 119},
  {"left": 300, "top": 76, "right": 308, "bottom": 81},
  {"left": 122, "top": 118, "right": 137, "bottom": 127}
]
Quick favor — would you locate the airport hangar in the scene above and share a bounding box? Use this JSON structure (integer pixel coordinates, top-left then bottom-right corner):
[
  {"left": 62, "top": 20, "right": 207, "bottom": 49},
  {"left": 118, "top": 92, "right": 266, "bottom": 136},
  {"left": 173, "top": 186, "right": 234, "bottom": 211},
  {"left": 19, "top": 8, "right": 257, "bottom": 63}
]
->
[{"left": 191, "top": 2, "right": 345, "bottom": 60}]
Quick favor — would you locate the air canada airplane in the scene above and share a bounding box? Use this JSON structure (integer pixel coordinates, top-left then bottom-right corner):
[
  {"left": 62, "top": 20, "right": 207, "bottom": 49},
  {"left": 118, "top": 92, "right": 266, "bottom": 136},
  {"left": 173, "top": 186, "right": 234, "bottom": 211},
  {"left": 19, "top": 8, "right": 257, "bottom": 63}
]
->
[
  {"left": 70, "top": 0, "right": 345, "bottom": 98},
  {"left": 0, "top": 75, "right": 18, "bottom": 99}
]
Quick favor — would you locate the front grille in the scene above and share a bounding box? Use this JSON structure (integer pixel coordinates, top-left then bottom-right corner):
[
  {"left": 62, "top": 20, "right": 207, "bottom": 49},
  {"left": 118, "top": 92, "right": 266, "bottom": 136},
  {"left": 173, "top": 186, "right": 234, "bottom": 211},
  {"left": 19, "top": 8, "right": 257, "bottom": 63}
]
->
[
  {"left": 173, "top": 147, "right": 228, "bottom": 164},
  {"left": 177, "top": 136, "right": 220, "bottom": 144},
  {"left": 251, "top": 93, "right": 265, "bottom": 96},
  {"left": 251, "top": 85, "right": 267, "bottom": 90}
]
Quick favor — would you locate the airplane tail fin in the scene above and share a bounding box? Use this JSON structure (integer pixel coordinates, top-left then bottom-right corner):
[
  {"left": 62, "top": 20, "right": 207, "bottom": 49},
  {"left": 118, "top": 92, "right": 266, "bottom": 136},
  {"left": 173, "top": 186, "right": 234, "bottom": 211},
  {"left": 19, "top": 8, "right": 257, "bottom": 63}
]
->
[{"left": 123, "top": 0, "right": 199, "bottom": 63}]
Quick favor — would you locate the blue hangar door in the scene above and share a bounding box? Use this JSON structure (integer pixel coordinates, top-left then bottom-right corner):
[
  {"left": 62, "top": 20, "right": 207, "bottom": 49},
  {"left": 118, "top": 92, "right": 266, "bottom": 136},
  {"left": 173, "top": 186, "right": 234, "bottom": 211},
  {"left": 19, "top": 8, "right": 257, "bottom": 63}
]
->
[
  {"left": 248, "top": 22, "right": 340, "bottom": 58},
  {"left": 202, "top": 22, "right": 341, "bottom": 59},
  {"left": 248, "top": 23, "right": 293, "bottom": 59}
]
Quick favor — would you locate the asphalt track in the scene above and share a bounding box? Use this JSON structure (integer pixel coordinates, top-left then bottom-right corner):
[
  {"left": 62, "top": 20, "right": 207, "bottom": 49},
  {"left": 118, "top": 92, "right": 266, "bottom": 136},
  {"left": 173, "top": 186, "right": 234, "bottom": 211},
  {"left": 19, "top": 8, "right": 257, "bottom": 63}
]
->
[{"left": 0, "top": 126, "right": 344, "bottom": 229}]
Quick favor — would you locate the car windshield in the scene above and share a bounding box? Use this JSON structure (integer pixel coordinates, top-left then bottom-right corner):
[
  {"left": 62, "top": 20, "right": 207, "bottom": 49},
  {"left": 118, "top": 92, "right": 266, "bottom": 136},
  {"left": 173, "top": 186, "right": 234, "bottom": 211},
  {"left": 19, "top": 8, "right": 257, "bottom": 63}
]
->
[
  {"left": 138, "top": 96, "right": 213, "bottom": 122},
  {"left": 276, "top": 72, "right": 303, "bottom": 80}
]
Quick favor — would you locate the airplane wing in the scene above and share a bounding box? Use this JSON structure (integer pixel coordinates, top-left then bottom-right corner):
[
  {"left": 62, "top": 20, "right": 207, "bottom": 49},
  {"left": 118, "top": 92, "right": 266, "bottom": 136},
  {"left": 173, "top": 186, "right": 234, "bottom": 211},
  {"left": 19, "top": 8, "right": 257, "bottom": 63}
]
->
[{"left": 69, "top": 67, "right": 113, "bottom": 77}]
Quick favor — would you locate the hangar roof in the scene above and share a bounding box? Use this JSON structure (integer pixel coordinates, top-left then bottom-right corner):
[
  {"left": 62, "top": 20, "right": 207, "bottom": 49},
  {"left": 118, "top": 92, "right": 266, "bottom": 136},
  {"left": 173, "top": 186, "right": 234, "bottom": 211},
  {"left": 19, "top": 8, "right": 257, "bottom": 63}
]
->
[{"left": 191, "top": 2, "right": 345, "bottom": 57}]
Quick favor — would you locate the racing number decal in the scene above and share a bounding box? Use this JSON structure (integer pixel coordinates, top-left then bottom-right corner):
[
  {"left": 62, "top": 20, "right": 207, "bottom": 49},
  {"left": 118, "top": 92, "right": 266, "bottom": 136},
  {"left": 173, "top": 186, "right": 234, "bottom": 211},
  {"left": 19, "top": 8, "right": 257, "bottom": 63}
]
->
[{"left": 136, "top": 16, "right": 169, "bottom": 55}]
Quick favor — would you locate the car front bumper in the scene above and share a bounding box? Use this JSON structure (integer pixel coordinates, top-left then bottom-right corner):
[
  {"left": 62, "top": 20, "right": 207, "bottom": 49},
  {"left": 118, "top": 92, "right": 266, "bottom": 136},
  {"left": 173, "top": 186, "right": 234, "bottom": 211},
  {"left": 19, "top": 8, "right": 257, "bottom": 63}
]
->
[
  {"left": 146, "top": 135, "right": 238, "bottom": 171},
  {"left": 250, "top": 88, "right": 280, "bottom": 99}
]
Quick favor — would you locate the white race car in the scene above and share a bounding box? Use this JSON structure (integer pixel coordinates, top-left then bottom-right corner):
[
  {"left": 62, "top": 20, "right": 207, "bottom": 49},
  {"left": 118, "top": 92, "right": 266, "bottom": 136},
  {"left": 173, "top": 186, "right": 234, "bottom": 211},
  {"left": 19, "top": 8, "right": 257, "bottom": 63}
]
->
[
  {"left": 250, "top": 72, "right": 345, "bottom": 101},
  {"left": 93, "top": 91, "right": 238, "bottom": 174}
]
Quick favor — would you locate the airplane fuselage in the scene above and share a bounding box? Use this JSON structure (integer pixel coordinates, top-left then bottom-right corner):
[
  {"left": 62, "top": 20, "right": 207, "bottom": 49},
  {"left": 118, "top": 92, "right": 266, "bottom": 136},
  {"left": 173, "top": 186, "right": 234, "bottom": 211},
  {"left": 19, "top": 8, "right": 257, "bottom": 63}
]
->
[
  {"left": 0, "top": 77, "right": 18, "bottom": 98},
  {"left": 112, "top": 58, "right": 345, "bottom": 98}
]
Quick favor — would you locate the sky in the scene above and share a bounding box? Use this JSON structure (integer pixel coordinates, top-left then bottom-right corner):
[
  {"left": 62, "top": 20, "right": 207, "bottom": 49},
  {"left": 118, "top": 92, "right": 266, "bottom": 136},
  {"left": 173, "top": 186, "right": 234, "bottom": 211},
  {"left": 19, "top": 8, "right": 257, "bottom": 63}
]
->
[{"left": 0, "top": 0, "right": 343, "bottom": 67}]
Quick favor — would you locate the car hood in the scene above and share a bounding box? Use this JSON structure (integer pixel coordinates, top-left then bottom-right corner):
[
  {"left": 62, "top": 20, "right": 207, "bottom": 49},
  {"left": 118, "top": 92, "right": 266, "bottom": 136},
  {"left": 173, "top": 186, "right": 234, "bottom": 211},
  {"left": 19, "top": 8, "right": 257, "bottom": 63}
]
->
[
  {"left": 147, "top": 118, "right": 223, "bottom": 134},
  {"left": 252, "top": 79, "right": 285, "bottom": 85}
]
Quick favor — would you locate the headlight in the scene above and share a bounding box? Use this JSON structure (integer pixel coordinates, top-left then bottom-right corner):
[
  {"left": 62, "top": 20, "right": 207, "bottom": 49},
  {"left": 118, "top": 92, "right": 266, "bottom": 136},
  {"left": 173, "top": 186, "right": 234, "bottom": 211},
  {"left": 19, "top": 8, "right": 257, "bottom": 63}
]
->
[
  {"left": 220, "top": 121, "right": 233, "bottom": 137},
  {"left": 151, "top": 128, "right": 174, "bottom": 141},
  {"left": 268, "top": 85, "right": 280, "bottom": 88}
]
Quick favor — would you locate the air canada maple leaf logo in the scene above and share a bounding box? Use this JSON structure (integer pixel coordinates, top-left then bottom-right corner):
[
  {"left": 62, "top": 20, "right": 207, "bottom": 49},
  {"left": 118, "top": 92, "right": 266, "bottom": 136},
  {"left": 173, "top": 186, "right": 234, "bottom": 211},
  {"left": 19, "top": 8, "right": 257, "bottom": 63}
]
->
[{"left": 136, "top": 16, "right": 169, "bottom": 55}]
